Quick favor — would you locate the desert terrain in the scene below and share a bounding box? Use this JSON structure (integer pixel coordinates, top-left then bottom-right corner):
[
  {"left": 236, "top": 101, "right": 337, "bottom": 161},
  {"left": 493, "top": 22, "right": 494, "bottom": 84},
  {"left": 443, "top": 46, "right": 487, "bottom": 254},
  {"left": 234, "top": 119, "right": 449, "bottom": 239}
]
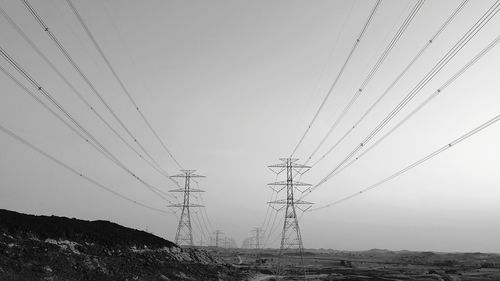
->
[{"left": 219, "top": 248, "right": 500, "bottom": 280}]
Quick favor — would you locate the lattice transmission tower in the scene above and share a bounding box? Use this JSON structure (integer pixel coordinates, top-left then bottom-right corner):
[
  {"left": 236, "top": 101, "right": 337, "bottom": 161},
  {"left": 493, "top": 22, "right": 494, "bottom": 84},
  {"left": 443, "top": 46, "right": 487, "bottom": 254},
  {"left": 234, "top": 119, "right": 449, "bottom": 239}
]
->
[
  {"left": 250, "top": 227, "right": 264, "bottom": 249},
  {"left": 213, "top": 230, "right": 224, "bottom": 248},
  {"left": 268, "top": 158, "right": 313, "bottom": 260},
  {"left": 169, "top": 170, "right": 205, "bottom": 246}
]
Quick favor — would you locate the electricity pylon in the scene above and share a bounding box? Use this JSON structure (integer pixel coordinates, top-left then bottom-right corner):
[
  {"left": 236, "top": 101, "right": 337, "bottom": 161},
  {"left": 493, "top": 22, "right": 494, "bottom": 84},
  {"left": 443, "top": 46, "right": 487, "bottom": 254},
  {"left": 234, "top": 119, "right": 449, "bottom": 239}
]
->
[
  {"left": 213, "top": 230, "right": 224, "bottom": 248},
  {"left": 242, "top": 237, "right": 252, "bottom": 248},
  {"left": 169, "top": 170, "right": 205, "bottom": 246},
  {"left": 251, "top": 227, "right": 264, "bottom": 249},
  {"left": 268, "top": 158, "right": 312, "bottom": 262},
  {"left": 251, "top": 227, "right": 265, "bottom": 262}
]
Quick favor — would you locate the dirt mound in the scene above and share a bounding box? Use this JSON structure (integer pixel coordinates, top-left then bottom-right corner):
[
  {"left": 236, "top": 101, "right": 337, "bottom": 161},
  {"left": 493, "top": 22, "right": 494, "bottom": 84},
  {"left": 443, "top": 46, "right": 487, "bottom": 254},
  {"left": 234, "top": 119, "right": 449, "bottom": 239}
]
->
[
  {"left": 0, "top": 209, "right": 247, "bottom": 280},
  {"left": 0, "top": 209, "right": 175, "bottom": 249}
]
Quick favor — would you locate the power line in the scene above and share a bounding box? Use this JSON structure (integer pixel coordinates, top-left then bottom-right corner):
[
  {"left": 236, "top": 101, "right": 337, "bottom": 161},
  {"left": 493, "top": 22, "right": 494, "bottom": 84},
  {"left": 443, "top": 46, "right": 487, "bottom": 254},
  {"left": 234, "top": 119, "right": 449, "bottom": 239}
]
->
[
  {"left": 267, "top": 220, "right": 287, "bottom": 248},
  {"left": 262, "top": 176, "right": 289, "bottom": 248},
  {"left": 200, "top": 202, "right": 213, "bottom": 229},
  {"left": 260, "top": 190, "right": 275, "bottom": 231},
  {"left": 323, "top": 30, "right": 500, "bottom": 183},
  {"left": 0, "top": 45, "right": 175, "bottom": 205},
  {"left": 192, "top": 210, "right": 209, "bottom": 245},
  {"left": 303, "top": 0, "right": 500, "bottom": 197},
  {"left": 197, "top": 211, "right": 210, "bottom": 242},
  {"left": 263, "top": 197, "right": 278, "bottom": 237},
  {"left": 263, "top": 207, "right": 281, "bottom": 248},
  {"left": 65, "top": 0, "right": 183, "bottom": 170},
  {"left": 21, "top": 0, "right": 177, "bottom": 185},
  {"left": 0, "top": 4, "right": 179, "bottom": 193},
  {"left": 193, "top": 181, "right": 213, "bottom": 232},
  {"left": 259, "top": 173, "right": 279, "bottom": 232},
  {"left": 191, "top": 181, "right": 212, "bottom": 236},
  {"left": 310, "top": 0, "right": 470, "bottom": 167},
  {"left": 199, "top": 207, "right": 212, "bottom": 236},
  {"left": 304, "top": 0, "right": 425, "bottom": 165},
  {"left": 192, "top": 193, "right": 212, "bottom": 238},
  {"left": 290, "top": 0, "right": 382, "bottom": 157},
  {"left": 310, "top": 113, "right": 500, "bottom": 211},
  {"left": 263, "top": 180, "right": 283, "bottom": 248},
  {"left": 261, "top": 190, "right": 279, "bottom": 246},
  {"left": 296, "top": 0, "right": 357, "bottom": 127},
  {"left": 0, "top": 123, "right": 171, "bottom": 214}
]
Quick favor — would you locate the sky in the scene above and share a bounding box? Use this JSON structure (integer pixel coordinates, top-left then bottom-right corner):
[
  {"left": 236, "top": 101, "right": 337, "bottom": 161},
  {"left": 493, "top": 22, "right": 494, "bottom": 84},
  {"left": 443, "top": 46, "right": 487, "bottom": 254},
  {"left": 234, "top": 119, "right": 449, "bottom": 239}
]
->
[{"left": 0, "top": 0, "right": 499, "bottom": 253}]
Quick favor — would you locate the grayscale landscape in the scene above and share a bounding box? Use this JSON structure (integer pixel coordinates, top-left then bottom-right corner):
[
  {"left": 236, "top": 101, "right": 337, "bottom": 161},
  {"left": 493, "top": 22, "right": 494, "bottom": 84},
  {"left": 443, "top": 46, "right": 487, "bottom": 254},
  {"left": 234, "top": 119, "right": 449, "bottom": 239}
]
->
[{"left": 1, "top": 0, "right": 499, "bottom": 280}]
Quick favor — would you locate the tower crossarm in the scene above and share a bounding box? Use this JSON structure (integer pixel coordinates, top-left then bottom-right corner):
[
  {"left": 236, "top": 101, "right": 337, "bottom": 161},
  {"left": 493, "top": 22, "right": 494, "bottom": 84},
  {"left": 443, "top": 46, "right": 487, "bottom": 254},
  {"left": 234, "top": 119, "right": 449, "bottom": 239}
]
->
[
  {"left": 268, "top": 199, "right": 312, "bottom": 205},
  {"left": 268, "top": 163, "right": 311, "bottom": 169},
  {"left": 168, "top": 204, "right": 204, "bottom": 208},
  {"left": 268, "top": 181, "right": 312, "bottom": 186},
  {"left": 268, "top": 166, "right": 286, "bottom": 174},
  {"left": 169, "top": 188, "right": 205, "bottom": 193},
  {"left": 296, "top": 204, "right": 313, "bottom": 212},
  {"left": 170, "top": 170, "right": 205, "bottom": 179},
  {"left": 170, "top": 174, "right": 205, "bottom": 178},
  {"left": 268, "top": 161, "right": 311, "bottom": 175},
  {"left": 268, "top": 199, "right": 287, "bottom": 205}
]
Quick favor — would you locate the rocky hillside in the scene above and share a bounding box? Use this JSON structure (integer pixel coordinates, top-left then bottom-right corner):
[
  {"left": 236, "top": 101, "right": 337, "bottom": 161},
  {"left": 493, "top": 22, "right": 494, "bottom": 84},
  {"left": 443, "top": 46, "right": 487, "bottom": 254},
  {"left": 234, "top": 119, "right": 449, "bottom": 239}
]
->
[{"left": 0, "top": 209, "right": 247, "bottom": 280}]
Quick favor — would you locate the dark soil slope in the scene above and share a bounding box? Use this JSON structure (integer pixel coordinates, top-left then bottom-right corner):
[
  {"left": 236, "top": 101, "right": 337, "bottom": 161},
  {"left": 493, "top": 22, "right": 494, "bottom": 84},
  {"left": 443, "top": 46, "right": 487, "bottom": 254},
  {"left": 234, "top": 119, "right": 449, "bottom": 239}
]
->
[
  {"left": 0, "top": 209, "right": 175, "bottom": 249},
  {"left": 0, "top": 209, "right": 247, "bottom": 281}
]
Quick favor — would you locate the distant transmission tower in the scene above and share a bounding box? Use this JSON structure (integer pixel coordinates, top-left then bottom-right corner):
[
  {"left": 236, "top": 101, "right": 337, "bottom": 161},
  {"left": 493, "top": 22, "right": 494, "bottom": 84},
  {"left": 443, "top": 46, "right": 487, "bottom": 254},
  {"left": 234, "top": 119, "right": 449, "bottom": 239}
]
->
[
  {"left": 268, "top": 158, "right": 313, "bottom": 260},
  {"left": 213, "top": 230, "right": 224, "bottom": 248},
  {"left": 169, "top": 170, "right": 205, "bottom": 246},
  {"left": 251, "top": 227, "right": 264, "bottom": 249}
]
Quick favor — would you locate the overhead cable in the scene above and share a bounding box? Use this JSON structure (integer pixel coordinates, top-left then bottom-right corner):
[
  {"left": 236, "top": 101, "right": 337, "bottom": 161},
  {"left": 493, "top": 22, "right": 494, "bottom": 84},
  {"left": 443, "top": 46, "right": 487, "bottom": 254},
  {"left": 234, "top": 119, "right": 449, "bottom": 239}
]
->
[
  {"left": 290, "top": 0, "right": 383, "bottom": 157},
  {"left": 0, "top": 46, "right": 175, "bottom": 205},
  {"left": 322, "top": 30, "right": 500, "bottom": 183},
  {"left": 305, "top": 0, "right": 426, "bottom": 165},
  {"left": 65, "top": 0, "right": 183, "bottom": 170},
  {"left": 311, "top": 0, "right": 470, "bottom": 167},
  {"left": 0, "top": 5, "right": 179, "bottom": 191},
  {"left": 0, "top": 123, "right": 172, "bottom": 214},
  {"left": 310, "top": 113, "right": 500, "bottom": 211},
  {"left": 304, "top": 0, "right": 500, "bottom": 197},
  {"left": 22, "top": 0, "right": 178, "bottom": 184}
]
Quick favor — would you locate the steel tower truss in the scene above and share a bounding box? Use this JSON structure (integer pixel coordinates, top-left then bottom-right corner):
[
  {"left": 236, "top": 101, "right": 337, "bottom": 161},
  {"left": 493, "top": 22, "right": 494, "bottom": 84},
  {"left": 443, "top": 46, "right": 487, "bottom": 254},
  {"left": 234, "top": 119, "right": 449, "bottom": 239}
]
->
[
  {"left": 169, "top": 170, "right": 205, "bottom": 246},
  {"left": 268, "top": 158, "right": 313, "bottom": 258}
]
